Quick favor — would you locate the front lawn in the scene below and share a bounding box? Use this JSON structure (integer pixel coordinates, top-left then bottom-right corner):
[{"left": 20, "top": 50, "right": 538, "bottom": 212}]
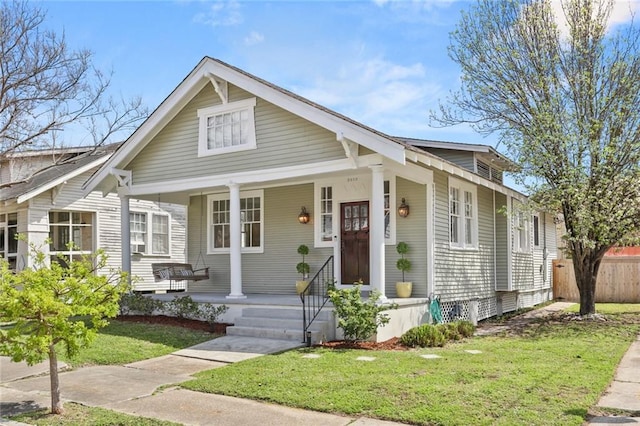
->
[
  {"left": 182, "top": 305, "right": 640, "bottom": 426},
  {"left": 58, "top": 319, "right": 215, "bottom": 367}
]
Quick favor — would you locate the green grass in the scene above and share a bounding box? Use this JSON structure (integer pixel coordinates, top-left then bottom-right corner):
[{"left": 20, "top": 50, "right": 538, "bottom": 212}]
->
[
  {"left": 58, "top": 319, "right": 215, "bottom": 367},
  {"left": 182, "top": 304, "right": 640, "bottom": 426},
  {"left": 566, "top": 303, "right": 640, "bottom": 314},
  {"left": 11, "top": 402, "right": 180, "bottom": 425}
]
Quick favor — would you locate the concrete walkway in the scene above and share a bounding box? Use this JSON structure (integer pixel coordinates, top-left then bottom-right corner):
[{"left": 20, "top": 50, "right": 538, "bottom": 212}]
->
[{"left": 0, "top": 336, "right": 401, "bottom": 425}]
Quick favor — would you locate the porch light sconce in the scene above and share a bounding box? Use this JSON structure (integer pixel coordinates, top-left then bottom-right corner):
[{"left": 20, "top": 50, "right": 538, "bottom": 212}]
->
[
  {"left": 398, "top": 198, "right": 410, "bottom": 218},
  {"left": 298, "top": 206, "right": 310, "bottom": 224}
]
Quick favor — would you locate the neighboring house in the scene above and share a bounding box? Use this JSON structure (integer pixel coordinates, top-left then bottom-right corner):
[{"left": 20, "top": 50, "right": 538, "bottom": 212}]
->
[
  {"left": 0, "top": 145, "right": 187, "bottom": 291},
  {"left": 83, "top": 57, "right": 557, "bottom": 339}
]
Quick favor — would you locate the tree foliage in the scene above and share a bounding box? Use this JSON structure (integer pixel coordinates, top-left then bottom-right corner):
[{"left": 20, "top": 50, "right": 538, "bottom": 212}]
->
[
  {"left": 0, "top": 242, "right": 129, "bottom": 414},
  {"left": 0, "top": 1, "right": 148, "bottom": 158},
  {"left": 433, "top": 0, "right": 640, "bottom": 315}
]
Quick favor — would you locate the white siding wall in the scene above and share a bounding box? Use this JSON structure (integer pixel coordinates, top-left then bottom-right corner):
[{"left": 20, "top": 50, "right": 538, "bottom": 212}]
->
[{"left": 23, "top": 169, "right": 186, "bottom": 291}]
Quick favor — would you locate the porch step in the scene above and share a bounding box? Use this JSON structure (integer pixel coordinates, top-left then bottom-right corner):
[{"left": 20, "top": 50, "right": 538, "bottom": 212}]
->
[{"left": 226, "top": 307, "right": 334, "bottom": 344}]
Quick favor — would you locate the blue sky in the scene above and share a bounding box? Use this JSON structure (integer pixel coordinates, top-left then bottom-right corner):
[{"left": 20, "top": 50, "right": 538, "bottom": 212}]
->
[{"left": 41, "top": 0, "right": 638, "bottom": 152}]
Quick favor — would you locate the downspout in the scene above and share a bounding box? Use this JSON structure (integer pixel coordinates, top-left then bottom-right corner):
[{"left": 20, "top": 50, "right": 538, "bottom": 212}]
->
[{"left": 493, "top": 190, "right": 497, "bottom": 291}]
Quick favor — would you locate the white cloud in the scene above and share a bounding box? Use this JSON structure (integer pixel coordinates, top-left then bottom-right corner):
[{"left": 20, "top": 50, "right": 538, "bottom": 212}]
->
[
  {"left": 193, "top": 0, "right": 242, "bottom": 27},
  {"left": 294, "top": 58, "right": 445, "bottom": 137},
  {"left": 549, "top": 0, "right": 639, "bottom": 37},
  {"left": 244, "top": 31, "right": 264, "bottom": 46}
]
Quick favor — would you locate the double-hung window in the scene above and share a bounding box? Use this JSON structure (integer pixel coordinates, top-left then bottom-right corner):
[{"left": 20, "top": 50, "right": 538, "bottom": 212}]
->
[
  {"left": 513, "top": 201, "right": 530, "bottom": 252},
  {"left": 130, "top": 212, "right": 170, "bottom": 255},
  {"left": 208, "top": 190, "right": 263, "bottom": 253},
  {"left": 449, "top": 178, "right": 478, "bottom": 249},
  {"left": 197, "top": 98, "right": 257, "bottom": 157},
  {"left": 49, "top": 211, "right": 94, "bottom": 265}
]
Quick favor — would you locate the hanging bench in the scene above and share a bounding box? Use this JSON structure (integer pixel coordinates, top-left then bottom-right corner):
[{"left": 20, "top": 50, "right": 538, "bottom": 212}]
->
[{"left": 151, "top": 263, "right": 209, "bottom": 291}]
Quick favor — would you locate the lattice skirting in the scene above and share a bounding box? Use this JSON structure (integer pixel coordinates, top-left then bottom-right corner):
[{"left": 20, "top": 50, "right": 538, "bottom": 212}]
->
[{"left": 437, "top": 297, "right": 497, "bottom": 324}]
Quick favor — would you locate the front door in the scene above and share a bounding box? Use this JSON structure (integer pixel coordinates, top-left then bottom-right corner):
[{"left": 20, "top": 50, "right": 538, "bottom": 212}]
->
[{"left": 341, "top": 201, "right": 370, "bottom": 285}]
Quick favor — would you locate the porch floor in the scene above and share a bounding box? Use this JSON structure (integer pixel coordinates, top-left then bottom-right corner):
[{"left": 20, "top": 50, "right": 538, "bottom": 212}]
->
[{"left": 149, "top": 292, "right": 303, "bottom": 306}]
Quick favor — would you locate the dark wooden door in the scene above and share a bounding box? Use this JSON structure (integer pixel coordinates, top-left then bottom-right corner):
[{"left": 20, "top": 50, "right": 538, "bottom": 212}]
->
[{"left": 341, "top": 201, "right": 370, "bottom": 285}]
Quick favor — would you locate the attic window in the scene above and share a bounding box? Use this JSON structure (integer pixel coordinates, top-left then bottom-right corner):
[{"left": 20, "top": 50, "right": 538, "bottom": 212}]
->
[
  {"left": 476, "top": 159, "right": 504, "bottom": 184},
  {"left": 197, "top": 98, "right": 257, "bottom": 157}
]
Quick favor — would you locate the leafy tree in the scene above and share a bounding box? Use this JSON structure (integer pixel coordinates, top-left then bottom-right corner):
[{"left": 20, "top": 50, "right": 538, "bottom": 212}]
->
[
  {"left": 0, "top": 242, "right": 129, "bottom": 414},
  {"left": 0, "top": 0, "right": 147, "bottom": 160},
  {"left": 433, "top": 0, "right": 640, "bottom": 315}
]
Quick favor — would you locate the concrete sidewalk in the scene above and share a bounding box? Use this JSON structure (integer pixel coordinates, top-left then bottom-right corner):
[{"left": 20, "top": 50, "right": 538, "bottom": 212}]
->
[
  {"left": 587, "top": 335, "right": 640, "bottom": 425},
  {"left": 1, "top": 336, "right": 402, "bottom": 425}
]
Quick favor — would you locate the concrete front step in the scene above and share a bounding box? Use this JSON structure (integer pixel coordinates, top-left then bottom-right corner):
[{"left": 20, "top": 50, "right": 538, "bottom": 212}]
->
[
  {"left": 227, "top": 306, "right": 334, "bottom": 344},
  {"left": 241, "top": 307, "right": 333, "bottom": 321}
]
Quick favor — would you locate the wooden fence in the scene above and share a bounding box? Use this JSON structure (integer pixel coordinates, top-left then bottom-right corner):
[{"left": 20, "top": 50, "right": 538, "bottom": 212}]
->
[{"left": 553, "top": 257, "right": 640, "bottom": 303}]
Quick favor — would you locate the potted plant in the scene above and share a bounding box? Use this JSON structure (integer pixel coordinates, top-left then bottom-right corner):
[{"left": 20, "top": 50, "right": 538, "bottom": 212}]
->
[
  {"left": 395, "top": 241, "right": 412, "bottom": 298},
  {"left": 296, "top": 244, "right": 310, "bottom": 295}
]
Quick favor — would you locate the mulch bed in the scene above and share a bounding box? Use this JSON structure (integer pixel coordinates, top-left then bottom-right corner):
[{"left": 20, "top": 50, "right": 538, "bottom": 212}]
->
[{"left": 115, "top": 315, "right": 232, "bottom": 334}]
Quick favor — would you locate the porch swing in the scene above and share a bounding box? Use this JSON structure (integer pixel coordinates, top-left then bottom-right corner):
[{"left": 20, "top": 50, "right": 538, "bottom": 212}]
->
[{"left": 151, "top": 193, "right": 209, "bottom": 291}]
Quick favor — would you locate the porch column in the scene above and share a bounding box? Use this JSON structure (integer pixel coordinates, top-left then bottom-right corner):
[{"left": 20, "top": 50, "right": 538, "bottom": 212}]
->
[
  {"left": 370, "top": 164, "right": 386, "bottom": 299},
  {"left": 227, "top": 182, "right": 246, "bottom": 299},
  {"left": 120, "top": 195, "right": 131, "bottom": 283}
]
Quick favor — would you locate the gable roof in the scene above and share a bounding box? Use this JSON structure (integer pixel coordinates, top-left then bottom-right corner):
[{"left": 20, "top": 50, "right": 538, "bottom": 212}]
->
[
  {"left": 0, "top": 144, "right": 117, "bottom": 204},
  {"left": 83, "top": 56, "right": 414, "bottom": 195}
]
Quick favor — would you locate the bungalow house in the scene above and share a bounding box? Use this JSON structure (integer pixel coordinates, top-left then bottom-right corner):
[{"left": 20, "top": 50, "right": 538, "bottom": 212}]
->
[
  {"left": 83, "top": 57, "right": 557, "bottom": 342},
  {"left": 0, "top": 145, "right": 187, "bottom": 291}
]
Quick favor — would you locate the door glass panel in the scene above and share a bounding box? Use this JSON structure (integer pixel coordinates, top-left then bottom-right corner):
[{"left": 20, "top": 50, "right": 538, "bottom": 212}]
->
[
  {"left": 353, "top": 218, "right": 360, "bottom": 231},
  {"left": 345, "top": 206, "right": 351, "bottom": 218},
  {"left": 352, "top": 206, "right": 359, "bottom": 218},
  {"left": 344, "top": 219, "right": 351, "bottom": 231}
]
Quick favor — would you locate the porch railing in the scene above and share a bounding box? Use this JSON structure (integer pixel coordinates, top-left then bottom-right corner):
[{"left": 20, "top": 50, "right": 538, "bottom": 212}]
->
[{"left": 300, "top": 255, "right": 334, "bottom": 346}]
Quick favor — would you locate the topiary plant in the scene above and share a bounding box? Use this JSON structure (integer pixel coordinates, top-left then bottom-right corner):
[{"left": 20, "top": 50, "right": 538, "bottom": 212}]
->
[
  {"left": 296, "top": 244, "right": 310, "bottom": 280},
  {"left": 396, "top": 242, "right": 411, "bottom": 282}
]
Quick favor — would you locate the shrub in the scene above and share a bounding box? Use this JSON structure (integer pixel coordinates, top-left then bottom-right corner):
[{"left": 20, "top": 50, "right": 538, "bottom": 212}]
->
[
  {"left": 119, "top": 292, "right": 164, "bottom": 315},
  {"left": 400, "top": 320, "right": 477, "bottom": 347},
  {"left": 399, "top": 324, "right": 446, "bottom": 347},
  {"left": 198, "top": 303, "right": 228, "bottom": 325},
  {"left": 328, "top": 284, "right": 398, "bottom": 342},
  {"left": 456, "top": 320, "right": 476, "bottom": 337},
  {"left": 440, "top": 323, "right": 462, "bottom": 341},
  {"left": 167, "top": 295, "right": 200, "bottom": 319}
]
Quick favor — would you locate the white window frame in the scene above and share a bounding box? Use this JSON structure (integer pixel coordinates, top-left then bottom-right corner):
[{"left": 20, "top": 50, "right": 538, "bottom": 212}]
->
[
  {"left": 197, "top": 98, "right": 257, "bottom": 157},
  {"left": 49, "top": 210, "right": 95, "bottom": 264},
  {"left": 129, "top": 211, "right": 171, "bottom": 256},
  {"left": 448, "top": 178, "right": 478, "bottom": 250},
  {"left": 207, "top": 189, "right": 264, "bottom": 254},
  {"left": 313, "top": 176, "right": 396, "bottom": 248},
  {"left": 0, "top": 213, "right": 19, "bottom": 270},
  {"left": 512, "top": 200, "right": 531, "bottom": 253},
  {"left": 315, "top": 184, "right": 334, "bottom": 248},
  {"left": 533, "top": 214, "right": 540, "bottom": 248}
]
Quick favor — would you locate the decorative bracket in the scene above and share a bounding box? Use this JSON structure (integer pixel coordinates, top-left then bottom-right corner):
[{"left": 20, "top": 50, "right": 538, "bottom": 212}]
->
[
  {"left": 111, "top": 168, "right": 132, "bottom": 193},
  {"left": 205, "top": 72, "right": 228, "bottom": 104},
  {"left": 51, "top": 181, "right": 67, "bottom": 205},
  {"left": 337, "top": 132, "right": 359, "bottom": 169}
]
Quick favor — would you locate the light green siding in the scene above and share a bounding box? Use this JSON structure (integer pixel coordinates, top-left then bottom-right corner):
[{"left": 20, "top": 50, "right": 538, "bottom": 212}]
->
[
  {"left": 386, "top": 178, "right": 428, "bottom": 298},
  {"left": 432, "top": 171, "right": 495, "bottom": 301},
  {"left": 127, "top": 84, "right": 346, "bottom": 185},
  {"left": 187, "top": 184, "right": 332, "bottom": 293},
  {"left": 495, "top": 192, "right": 509, "bottom": 290},
  {"left": 423, "top": 148, "right": 475, "bottom": 172}
]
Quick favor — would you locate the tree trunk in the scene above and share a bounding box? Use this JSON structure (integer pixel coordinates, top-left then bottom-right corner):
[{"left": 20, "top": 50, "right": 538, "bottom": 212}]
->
[
  {"left": 572, "top": 253, "right": 602, "bottom": 316},
  {"left": 48, "top": 344, "right": 64, "bottom": 415}
]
